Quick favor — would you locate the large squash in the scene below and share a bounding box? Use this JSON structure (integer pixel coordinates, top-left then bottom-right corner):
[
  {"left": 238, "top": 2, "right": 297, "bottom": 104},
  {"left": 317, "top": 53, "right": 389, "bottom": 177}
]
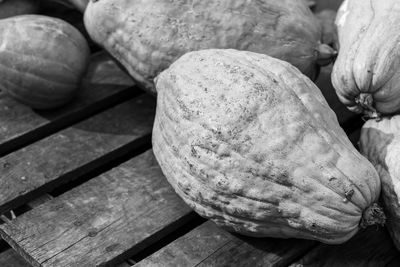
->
[
  {"left": 0, "top": 0, "right": 39, "bottom": 19},
  {"left": 360, "top": 117, "right": 400, "bottom": 250},
  {"left": 84, "top": 0, "right": 336, "bottom": 94},
  {"left": 152, "top": 49, "right": 384, "bottom": 244},
  {"left": 332, "top": 0, "right": 400, "bottom": 118},
  {"left": 0, "top": 15, "right": 90, "bottom": 109}
]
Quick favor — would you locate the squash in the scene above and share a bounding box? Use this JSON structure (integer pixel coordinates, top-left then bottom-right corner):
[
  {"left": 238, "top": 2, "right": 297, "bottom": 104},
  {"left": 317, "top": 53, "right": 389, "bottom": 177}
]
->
[
  {"left": 0, "top": 15, "right": 90, "bottom": 109},
  {"left": 84, "top": 0, "right": 336, "bottom": 94},
  {"left": 152, "top": 49, "right": 384, "bottom": 244},
  {"left": 68, "top": 0, "right": 88, "bottom": 12},
  {"left": 332, "top": 0, "right": 400, "bottom": 118},
  {"left": 0, "top": 0, "right": 39, "bottom": 19},
  {"left": 360, "top": 117, "right": 400, "bottom": 251}
]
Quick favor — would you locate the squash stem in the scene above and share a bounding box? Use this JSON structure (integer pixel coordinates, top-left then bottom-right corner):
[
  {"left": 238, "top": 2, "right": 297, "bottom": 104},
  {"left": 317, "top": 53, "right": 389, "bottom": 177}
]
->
[
  {"left": 355, "top": 93, "right": 381, "bottom": 119},
  {"left": 360, "top": 203, "right": 386, "bottom": 228},
  {"left": 316, "top": 43, "right": 337, "bottom": 66}
]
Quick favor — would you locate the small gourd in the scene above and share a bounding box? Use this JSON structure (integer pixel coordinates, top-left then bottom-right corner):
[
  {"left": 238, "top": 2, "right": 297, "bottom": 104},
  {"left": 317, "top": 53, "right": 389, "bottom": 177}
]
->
[
  {"left": 152, "top": 49, "right": 384, "bottom": 244},
  {"left": 0, "top": 15, "right": 90, "bottom": 109}
]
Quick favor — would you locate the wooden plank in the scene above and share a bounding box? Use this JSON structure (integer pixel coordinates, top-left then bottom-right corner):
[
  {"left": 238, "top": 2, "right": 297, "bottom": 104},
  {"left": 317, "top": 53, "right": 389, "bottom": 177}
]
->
[
  {"left": 0, "top": 150, "right": 193, "bottom": 267},
  {"left": 290, "top": 226, "right": 400, "bottom": 267},
  {"left": 0, "top": 249, "right": 31, "bottom": 267},
  {"left": 135, "top": 221, "right": 316, "bottom": 267},
  {"left": 0, "top": 94, "right": 155, "bottom": 214},
  {"left": 0, "top": 53, "right": 138, "bottom": 157}
]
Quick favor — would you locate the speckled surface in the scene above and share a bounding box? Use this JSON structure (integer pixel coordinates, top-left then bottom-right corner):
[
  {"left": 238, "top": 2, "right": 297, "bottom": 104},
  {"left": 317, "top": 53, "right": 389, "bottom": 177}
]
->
[
  {"left": 360, "top": 116, "right": 400, "bottom": 250},
  {"left": 84, "top": 0, "right": 323, "bottom": 94},
  {"left": 332, "top": 0, "right": 400, "bottom": 115},
  {"left": 152, "top": 49, "right": 380, "bottom": 244}
]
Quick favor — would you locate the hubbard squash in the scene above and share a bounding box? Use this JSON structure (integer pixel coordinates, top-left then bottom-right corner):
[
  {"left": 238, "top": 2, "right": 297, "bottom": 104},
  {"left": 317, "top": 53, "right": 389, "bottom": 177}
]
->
[
  {"left": 152, "top": 49, "right": 384, "bottom": 244},
  {"left": 0, "top": 0, "right": 39, "bottom": 19},
  {"left": 332, "top": 0, "right": 400, "bottom": 118},
  {"left": 84, "top": 0, "right": 336, "bottom": 94},
  {"left": 360, "top": 117, "right": 400, "bottom": 251},
  {"left": 0, "top": 15, "right": 90, "bottom": 109}
]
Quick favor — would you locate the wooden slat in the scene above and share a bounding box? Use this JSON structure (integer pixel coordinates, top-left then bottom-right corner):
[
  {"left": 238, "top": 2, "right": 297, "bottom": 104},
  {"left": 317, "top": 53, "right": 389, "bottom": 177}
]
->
[
  {"left": 0, "top": 150, "right": 193, "bottom": 267},
  {"left": 290, "top": 227, "right": 400, "bottom": 267},
  {"left": 0, "top": 53, "right": 138, "bottom": 157},
  {"left": 135, "top": 221, "right": 316, "bottom": 267},
  {"left": 0, "top": 94, "right": 155, "bottom": 214},
  {"left": 0, "top": 249, "right": 31, "bottom": 267}
]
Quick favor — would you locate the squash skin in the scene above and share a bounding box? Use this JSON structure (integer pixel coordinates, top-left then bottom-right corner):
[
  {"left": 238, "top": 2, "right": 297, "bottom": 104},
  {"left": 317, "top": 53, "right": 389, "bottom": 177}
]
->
[
  {"left": 332, "top": 0, "right": 400, "bottom": 117},
  {"left": 152, "top": 49, "right": 383, "bottom": 244},
  {"left": 84, "top": 0, "right": 335, "bottom": 94},
  {"left": 360, "top": 117, "right": 400, "bottom": 250},
  {"left": 0, "top": 15, "right": 90, "bottom": 109},
  {"left": 0, "top": 0, "right": 39, "bottom": 19}
]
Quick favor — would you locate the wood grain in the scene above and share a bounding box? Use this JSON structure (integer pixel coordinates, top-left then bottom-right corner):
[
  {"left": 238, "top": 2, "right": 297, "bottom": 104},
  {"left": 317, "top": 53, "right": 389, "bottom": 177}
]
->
[
  {"left": 290, "top": 227, "right": 400, "bottom": 267},
  {"left": 0, "top": 150, "right": 193, "bottom": 267},
  {"left": 0, "top": 52, "right": 138, "bottom": 157},
  {"left": 0, "top": 94, "right": 155, "bottom": 214},
  {"left": 136, "top": 221, "right": 316, "bottom": 267}
]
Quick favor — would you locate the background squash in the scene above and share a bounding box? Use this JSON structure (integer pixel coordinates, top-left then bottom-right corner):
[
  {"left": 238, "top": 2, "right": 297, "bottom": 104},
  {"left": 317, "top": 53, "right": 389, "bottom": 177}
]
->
[
  {"left": 0, "top": 0, "right": 39, "bottom": 19},
  {"left": 332, "top": 0, "right": 400, "bottom": 117},
  {"left": 152, "top": 49, "right": 384, "bottom": 244},
  {"left": 0, "top": 15, "right": 90, "bottom": 109},
  {"left": 84, "top": 0, "right": 336, "bottom": 94},
  {"left": 360, "top": 117, "right": 400, "bottom": 251}
]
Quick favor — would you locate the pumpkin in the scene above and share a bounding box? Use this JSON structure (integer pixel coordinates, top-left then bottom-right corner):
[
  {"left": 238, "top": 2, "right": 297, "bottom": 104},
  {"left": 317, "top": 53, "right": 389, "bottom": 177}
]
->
[
  {"left": 332, "top": 0, "right": 400, "bottom": 118},
  {"left": 0, "top": 0, "right": 39, "bottom": 19},
  {"left": 360, "top": 117, "right": 400, "bottom": 251},
  {"left": 152, "top": 49, "right": 385, "bottom": 244},
  {"left": 84, "top": 0, "right": 336, "bottom": 94},
  {"left": 0, "top": 15, "right": 90, "bottom": 109}
]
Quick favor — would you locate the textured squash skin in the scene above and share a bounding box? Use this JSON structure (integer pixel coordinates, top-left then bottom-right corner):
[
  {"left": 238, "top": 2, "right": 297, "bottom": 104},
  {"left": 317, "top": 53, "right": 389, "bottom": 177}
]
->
[
  {"left": 152, "top": 49, "right": 382, "bottom": 244},
  {"left": 0, "top": 15, "right": 90, "bottom": 109},
  {"left": 84, "top": 0, "right": 334, "bottom": 94},
  {"left": 0, "top": 0, "right": 39, "bottom": 19},
  {"left": 332, "top": 0, "right": 400, "bottom": 117},
  {"left": 360, "top": 117, "right": 400, "bottom": 250}
]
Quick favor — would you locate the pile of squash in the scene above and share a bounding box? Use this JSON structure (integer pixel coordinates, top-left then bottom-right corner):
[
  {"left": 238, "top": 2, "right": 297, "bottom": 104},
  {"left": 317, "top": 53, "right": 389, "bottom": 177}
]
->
[{"left": 2, "top": 0, "right": 400, "bottom": 250}]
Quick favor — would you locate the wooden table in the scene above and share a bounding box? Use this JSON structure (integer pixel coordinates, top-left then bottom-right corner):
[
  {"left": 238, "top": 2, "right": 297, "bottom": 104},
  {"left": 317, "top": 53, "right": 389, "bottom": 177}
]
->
[{"left": 0, "top": 65, "right": 399, "bottom": 267}]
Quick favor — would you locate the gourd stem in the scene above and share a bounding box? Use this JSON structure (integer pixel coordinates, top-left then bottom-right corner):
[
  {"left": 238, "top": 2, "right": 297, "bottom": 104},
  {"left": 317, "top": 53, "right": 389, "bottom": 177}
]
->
[
  {"left": 355, "top": 93, "right": 381, "bottom": 119},
  {"left": 316, "top": 43, "right": 337, "bottom": 66},
  {"left": 360, "top": 203, "right": 386, "bottom": 228}
]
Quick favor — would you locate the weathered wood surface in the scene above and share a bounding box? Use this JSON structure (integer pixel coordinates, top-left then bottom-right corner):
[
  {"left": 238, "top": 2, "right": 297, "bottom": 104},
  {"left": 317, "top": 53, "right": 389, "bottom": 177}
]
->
[
  {"left": 0, "top": 94, "right": 155, "bottom": 214},
  {"left": 0, "top": 150, "right": 193, "bottom": 267},
  {"left": 135, "top": 221, "right": 316, "bottom": 267},
  {"left": 0, "top": 51, "right": 137, "bottom": 156},
  {"left": 290, "top": 227, "right": 400, "bottom": 267}
]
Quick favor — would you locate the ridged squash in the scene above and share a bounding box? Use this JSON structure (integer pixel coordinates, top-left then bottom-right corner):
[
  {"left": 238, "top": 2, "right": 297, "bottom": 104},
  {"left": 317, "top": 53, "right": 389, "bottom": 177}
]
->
[
  {"left": 0, "top": 15, "right": 90, "bottom": 109},
  {"left": 84, "top": 0, "right": 336, "bottom": 94},
  {"left": 0, "top": 0, "right": 39, "bottom": 19},
  {"left": 152, "top": 49, "right": 384, "bottom": 244},
  {"left": 360, "top": 117, "right": 400, "bottom": 250},
  {"left": 332, "top": 0, "right": 400, "bottom": 117}
]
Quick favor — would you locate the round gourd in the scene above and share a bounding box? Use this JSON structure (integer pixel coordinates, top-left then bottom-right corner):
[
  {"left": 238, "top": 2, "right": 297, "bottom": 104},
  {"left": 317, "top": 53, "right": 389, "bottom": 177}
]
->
[
  {"left": 0, "top": 15, "right": 90, "bottom": 109},
  {"left": 84, "top": 0, "right": 336, "bottom": 94},
  {"left": 0, "top": 0, "right": 39, "bottom": 19},
  {"left": 360, "top": 117, "right": 400, "bottom": 251},
  {"left": 332, "top": 0, "right": 400, "bottom": 118},
  {"left": 152, "top": 49, "right": 384, "bottom": 244}
]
